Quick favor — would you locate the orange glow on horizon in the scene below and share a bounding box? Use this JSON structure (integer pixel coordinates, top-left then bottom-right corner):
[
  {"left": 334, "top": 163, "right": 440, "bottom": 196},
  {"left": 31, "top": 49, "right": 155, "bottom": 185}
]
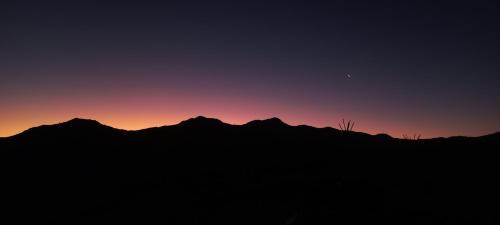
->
[
  {"left": 0, "top": 109, "right": 485, "bottom": 139},
  {"left": 1, "top": 88, "right": 497, "bottom": 139}
]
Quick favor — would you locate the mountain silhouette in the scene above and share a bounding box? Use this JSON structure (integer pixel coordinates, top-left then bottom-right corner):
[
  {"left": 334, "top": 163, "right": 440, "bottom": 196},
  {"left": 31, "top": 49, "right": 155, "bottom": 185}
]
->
[
  {"left": 12, "top": 118, "right": 121, "bottom": 138},
  {"left": 243, "top": 117, "right": 289, "bottom": 128},
  {"left": 177, "top": 116, "right": 227, "bottom": 127},
  {"left": 1, "top": 117, "right": 499, "bottom": 225}
]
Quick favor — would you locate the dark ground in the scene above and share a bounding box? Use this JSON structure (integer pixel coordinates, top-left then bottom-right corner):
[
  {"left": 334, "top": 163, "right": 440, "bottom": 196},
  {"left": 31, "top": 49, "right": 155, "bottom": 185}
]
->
[{"left": 1, "top": 117, "right": 499, "bottom": 224}]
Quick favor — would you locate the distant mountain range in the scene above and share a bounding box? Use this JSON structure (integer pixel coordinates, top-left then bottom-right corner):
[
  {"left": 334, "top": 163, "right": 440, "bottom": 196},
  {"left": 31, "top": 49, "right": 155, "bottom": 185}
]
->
[
  {"left": 1, "top": 117, "right": 499, "bottom": 224},
  {"left": 6, "top": 116, "right": 500, "bottom": 140}
]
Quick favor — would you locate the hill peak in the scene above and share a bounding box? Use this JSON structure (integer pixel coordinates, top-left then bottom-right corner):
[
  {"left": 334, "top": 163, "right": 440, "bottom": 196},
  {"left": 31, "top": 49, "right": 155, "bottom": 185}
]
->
[
  {"left": 244, "top": 117, "right": 289, "bottom": 128},
  {"left": 10, "top": 118, "right": 114, "bottom": 138},
  {"left": 177, "top": 116, "right": 226, "bottom": 127},
  {"left": 66, "top": 118, "right": 101, "bottom": 124},
  {"left": 60, "top": 118, "right": 104, "bottom": 127}
]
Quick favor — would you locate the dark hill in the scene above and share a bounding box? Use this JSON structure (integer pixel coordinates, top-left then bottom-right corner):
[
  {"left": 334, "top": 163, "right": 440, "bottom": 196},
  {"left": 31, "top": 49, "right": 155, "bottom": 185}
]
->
[
  {"left": 177, "top": 116, "right": 227, "bottom": 128},
  {"left": 243, "top": 117, "right": 290, "bottom": 128},
  {"left": 0, "top": 117, "right": 499, "bottom": 225},
  {"left": 11, "top": 118, "right": 123, "bottom": 140}
]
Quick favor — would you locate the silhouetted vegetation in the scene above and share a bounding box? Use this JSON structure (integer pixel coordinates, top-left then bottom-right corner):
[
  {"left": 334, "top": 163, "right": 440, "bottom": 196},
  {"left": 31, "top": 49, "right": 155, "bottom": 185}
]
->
[
  {"left": 338, "top": 119, "right": 355, "bottom": 132},
  {"left": 402, "top": 133, "right": 421, "bottom": 140}
]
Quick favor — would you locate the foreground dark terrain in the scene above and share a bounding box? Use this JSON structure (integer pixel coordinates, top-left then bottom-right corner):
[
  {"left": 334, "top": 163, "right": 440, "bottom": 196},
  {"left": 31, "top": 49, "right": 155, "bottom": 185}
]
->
[{"left": 1, "top": 117, "right": 499, "bottom": 224}]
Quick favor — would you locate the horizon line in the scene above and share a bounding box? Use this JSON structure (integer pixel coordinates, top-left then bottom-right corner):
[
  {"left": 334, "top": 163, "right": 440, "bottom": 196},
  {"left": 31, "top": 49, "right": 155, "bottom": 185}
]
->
[{"left": 2, "top": 116, "right": 498, "bottom": 140}]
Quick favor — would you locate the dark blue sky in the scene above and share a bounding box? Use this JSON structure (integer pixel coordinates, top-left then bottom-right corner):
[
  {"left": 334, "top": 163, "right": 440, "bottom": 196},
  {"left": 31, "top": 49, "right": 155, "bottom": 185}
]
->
[{"left": 1, "top": 1, "right": 499, "bottom": 137}]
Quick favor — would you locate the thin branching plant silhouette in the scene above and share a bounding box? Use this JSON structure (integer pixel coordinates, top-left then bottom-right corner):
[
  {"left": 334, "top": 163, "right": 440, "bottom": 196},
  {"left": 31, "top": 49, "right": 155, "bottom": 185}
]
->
[
  {"left": 339, "top": 119, "right": 355, "bottom": 132},
  {"left": 402, "top": 134, "right": 421, "bottom": 140}
]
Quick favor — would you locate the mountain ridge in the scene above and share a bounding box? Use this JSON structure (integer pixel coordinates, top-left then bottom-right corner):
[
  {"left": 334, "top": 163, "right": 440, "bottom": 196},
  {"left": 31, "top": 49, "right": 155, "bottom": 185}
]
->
[
  {"left": 3, "top": 116, "right": 500, "bottom": 141},
  {"left": 1, "top": 116, "right": 499, "bottom": 224}
]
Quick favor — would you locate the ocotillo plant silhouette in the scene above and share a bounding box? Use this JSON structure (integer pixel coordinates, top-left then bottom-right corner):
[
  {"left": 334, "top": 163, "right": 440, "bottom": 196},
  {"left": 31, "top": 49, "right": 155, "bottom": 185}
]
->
[
  {"left": 339, "top": 119, "right": 354, "bottom": 132},
  {"left": 402, "top": 134, "right": 421, "bottom": 140}
]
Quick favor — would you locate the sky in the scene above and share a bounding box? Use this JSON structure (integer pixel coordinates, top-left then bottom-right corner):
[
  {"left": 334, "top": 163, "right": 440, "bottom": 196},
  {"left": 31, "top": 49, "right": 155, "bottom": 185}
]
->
[{"left": 1, "top": 1, "right": 500, "bottom": 138}]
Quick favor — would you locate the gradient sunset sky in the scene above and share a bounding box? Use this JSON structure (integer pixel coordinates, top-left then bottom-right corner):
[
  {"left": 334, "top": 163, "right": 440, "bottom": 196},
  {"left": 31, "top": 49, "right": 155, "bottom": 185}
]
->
[{"left": 1, "top": 1, "right": 500, "bottom": 138}]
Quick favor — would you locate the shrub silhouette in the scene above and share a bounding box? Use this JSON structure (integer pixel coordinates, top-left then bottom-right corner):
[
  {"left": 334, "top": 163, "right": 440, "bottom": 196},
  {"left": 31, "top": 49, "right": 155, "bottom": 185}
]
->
[
  {"left": 339, "top": 119, "right": 355, "bottom": 132},
  {"left": 402, "top": 134, "right": 421, "bottom": 140}
]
